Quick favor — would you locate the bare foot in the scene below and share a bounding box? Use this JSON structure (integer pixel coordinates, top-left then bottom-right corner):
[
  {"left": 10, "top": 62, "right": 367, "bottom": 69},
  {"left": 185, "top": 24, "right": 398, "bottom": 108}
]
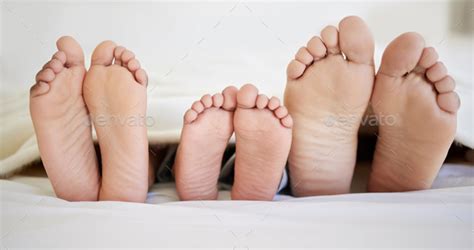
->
[
  {"left": 83, "top": 41, "right": 149, "bottom": 202},
  {"left": 368, "top": 33, "right": 459, "bottom": 192},
  {"left": 284, "top": 16, "right": 375, "bottom": 196},
  {"left": 174, "top": 87, "right": 237, "bottom": 200},
  {"left": 232, "top": 84, "right": 293, "bottom": 201},
  {"left": 30, "top": 36, "right": 100, "bottom": 201}
]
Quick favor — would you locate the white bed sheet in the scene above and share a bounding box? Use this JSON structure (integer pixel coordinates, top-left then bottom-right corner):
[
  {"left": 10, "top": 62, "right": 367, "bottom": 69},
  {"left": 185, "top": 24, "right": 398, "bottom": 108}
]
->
[{"left": 1, "top": 163, "right": 473, "bottom": 249}]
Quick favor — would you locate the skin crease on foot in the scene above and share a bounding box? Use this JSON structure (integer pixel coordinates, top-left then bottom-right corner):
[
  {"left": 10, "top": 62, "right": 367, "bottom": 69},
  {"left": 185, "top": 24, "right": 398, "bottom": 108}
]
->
[
  {"left": 232, "top": 84, "right": 293, "bottom": 201},
  {"left": 284, "top": 16, "right": 375, "bottom": 196},
  {"left": 30, "top": 36, "right": 100, "bottom": 201},
  {"left": 83, "top": 41, "right": 149, "bottom": 203},
  {"left": 174, "top": 86, "right": 238, "bottom": 201},
  {"left": 368, "top": 32, "right": 459, "bottom": 192}
]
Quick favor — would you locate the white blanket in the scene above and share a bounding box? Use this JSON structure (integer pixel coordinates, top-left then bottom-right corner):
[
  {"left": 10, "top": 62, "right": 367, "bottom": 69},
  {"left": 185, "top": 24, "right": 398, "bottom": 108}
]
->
[{"left": 1, "top": 163, "right": 473, "bottom": 248}]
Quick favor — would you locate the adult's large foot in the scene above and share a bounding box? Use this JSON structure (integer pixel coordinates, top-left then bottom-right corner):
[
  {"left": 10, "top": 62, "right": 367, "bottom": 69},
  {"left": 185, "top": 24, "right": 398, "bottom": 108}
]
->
[
  {"left": 368, "top": 33, "right": 459, "bottom": 192},
  {"left": 30, "top": 36, "right": 100, "bottom": 201},
  {"left": 284, "top": 16, "right": 375, "bottom": 196},
  {"left": 84, "top": 41, "right": 149, "bottom": 202}
]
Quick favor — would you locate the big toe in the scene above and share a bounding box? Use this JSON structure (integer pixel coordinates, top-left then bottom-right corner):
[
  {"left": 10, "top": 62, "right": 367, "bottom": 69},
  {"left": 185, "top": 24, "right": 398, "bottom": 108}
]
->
[
  {"left": 56, "top": 36, "right": 85, "bottom": 67},
  {"left": 91, "top": 40, "right": 117, "bottom": 66},
  {"left": 338, "top": 16, "right": 374, "bottom": 65},
  {"left": 378, "top": 32, "right": 425, "bottom": 77},
  {"left": 237, "top": 84, "right": 259, "bottom": 109}
]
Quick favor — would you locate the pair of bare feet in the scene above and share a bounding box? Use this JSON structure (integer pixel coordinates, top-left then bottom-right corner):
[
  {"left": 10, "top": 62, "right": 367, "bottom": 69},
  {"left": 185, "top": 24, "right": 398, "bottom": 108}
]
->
[
  {"left": 173, "top": 16, "right": 459, "bottom": 200},
  {"left": 30, "top": 16, "right": 459, "bottom": 202}
]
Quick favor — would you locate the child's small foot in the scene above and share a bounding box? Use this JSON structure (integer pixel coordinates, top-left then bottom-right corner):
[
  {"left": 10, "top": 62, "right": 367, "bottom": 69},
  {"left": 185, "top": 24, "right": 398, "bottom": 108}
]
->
[
  {"left": 369, "top": 33, "right": 459, "bottom": 192},
  {"left": 83, "top": 41, "right": 149, "bottom": 202},
  {"left": 30, "top": 36, "right": 100, "bottom": 201},
  {"left": 284, "top": 16, "right": 375, "bottom": 196},
  {"left": 174, "top": 87, "right": 237, "bottom": 200},
  {"left": 232, "top": 84, "right": 293, "bottom": 201}
]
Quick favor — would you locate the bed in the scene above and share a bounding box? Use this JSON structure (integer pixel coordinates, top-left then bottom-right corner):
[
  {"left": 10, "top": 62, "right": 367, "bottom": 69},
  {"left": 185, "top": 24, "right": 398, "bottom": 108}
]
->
[{"left": 1, "top": 1, "right": 473, "bottom": 249}]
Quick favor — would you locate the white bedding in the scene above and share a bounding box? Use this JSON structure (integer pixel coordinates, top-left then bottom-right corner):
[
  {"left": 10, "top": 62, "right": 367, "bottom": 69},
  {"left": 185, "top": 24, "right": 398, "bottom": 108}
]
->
[{"left": 1, "top": 163, "right": 473, "bottom": 249}]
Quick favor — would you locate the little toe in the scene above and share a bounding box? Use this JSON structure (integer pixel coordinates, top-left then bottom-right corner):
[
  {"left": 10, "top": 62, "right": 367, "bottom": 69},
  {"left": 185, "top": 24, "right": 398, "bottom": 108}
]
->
[
  {"left": 56, "top": 36, "right": 85, "bottom": 67},
  {"left": 307, "top": 36, "right": 327, "bottom": 60},
  {"left": 36, "top": 68, "right": 55, "bottom": 83},
  {"left": 437, "top": 92, "right": 460, "bottom": 113},
  {"left": 287, "top": 59, "right": 306, "bottom": 80},
  {"left": 184, "top": 109, "right": 199, "bottom": 124},
  {"left": 135, "top": 69, "right": 148, "bottom": 86},
  {"left": 267, "top": 96, "right": 280, "bottom": 111},
  {"left": 114, "top": 46, "right": 126, "bottom": 65},
  {"left": 201, "top": 94, "right": 213, "bottom": 108},
  {"left": 338, "top": 16, "right": 374, "bottom": 65},
  {"left": 191, "top": 101, "right": 205, "bottom": 114},
  {"left": 280, "top": 115, "right": 293, "bottom": 128},
  {"left": 212, "top": 93, "right": 224, "bottom": 108},
  {"left": 274, "top": 106, "right": 289, "bottom": 119},
  {"left": 30, "top": 81, "right": 50, "bottom": 97},
  {"left": 435, "top": 76, "right": 455, "bottom": 93},
  {"left": 321, "top": 25, "right": 340, "bottom": 55},
  {"left": 237, "top": 84, "right": 259, "bottom": 109},
  {"left": 418, "top": 47, "right": 438, "bottom": 70},
  {"left": 222, "top": 86, "right": 238, "bottom": 111},
  {"left": 426, "top": 62, "right": 447, "bottom": 82},
  {"left": 256, "top": 94, "right": 269, "bottom": 109},
  {"left": 295, "top": 47, "right": 314, "bottom": 65},
  {"left": 91, "top": 40, "right": 117, "bottom": 66},
  {"left": 378, "top": 32, "right": 425, "bottom": 77}
]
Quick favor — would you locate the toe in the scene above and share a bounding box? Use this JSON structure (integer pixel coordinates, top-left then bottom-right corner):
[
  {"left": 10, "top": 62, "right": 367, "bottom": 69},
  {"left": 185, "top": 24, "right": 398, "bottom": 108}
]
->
[
  {"left": 56, "top": 36, "right": 85, "bottom": 67},
  {"left": 295, "top": 47, "right": 313, "bottom": 65},
  {"left": 127, "top": 59, "right": 141, "bottom": 72},
  {"left": 30, "top": 81, "right": 50, "bottom": 97},
  {"left": 222, "top": 86, "right": 238, "bottom": 111},
  {"left": 378, "top": 32, "right": 425, "bottom": 77},
  {"left": 426, "top": 62, "right": 447, "bottom": 82},
  {"left": 212, "top": 93, "right": 224, "bottom": 108},
  {"left": 184, "top": 109, "right": 198, "bottom": 124},
  {"left": 191, "top": 101, "right": 205, "bottom": 113},
  {"left": 306, "top": 36, "right": 327, "bottom": 60},
  {"left": 321, "top": 25, "right": 340, "bottom": 54},
  {"left": 135, "top": 69, "right": 148, "bottom": 86},
  {"left": 418, "top": 47, "right": 438, "bottom": 70},
  {"left": 36, "top": 68, "right": 55, "bottom": 83},
  {"left": 274, "top": 106, "right": 289, "bottom": 119},
  {"left": 200, "top": 94, "right": 213, "bottom": 108},
  {"left": 280, "top": 115, "right": 293, "bottom": 128},
  {"left": 435, "top": 76, "right": 455, "bottom": 93},
  {"left": 256, "top": 94, "right": 269, "bottom": 109},
  {"left": 51, "top": 51, "right": 67, "bottom": 65},
  {"left": 114, "top": 46, "right": 126, "bottom": 65},
  {"left": 91, "top": 40, "right": 117, "bottom": 66},
  {"left": 267, "top": 96, "right": 280, "bottom": 111},
  {"left": 437, "top": 92, "right": 460, "bottom": 113},
  {"left": 43, "top": 59, "right": 64, "bottom": 74},
  {"left": 287, "top": 59, "right": 306, "bottom": 80},
  {"left": 338, "top": 16, "right": 374, "bottom": 65},
  {"left": 121, "top": 49, "right": 135, "bottom": 65},
  {"left": 237, "top": 84, "right": 259, "bottom": 109}
]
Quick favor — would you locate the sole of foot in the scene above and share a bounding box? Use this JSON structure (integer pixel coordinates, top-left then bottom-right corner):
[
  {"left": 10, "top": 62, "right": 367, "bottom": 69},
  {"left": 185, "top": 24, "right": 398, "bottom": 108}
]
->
[
  {"left": 174, "top": 86, "right": 238, "bottom": 200},
  {"left": 368, "top": 32, "right": 459, "bottom": 192},
  {"left": 232, "top": 84, "right": 293, "bottom": 201},
  {"left": 284, "top": 16, "right": 375, "bottom": 196},
  {"left": 30, "top": 36, "right": 100, "bottom": 201},
  {"left": 83, "top": 41, "right": 149, "bottom": 202}
]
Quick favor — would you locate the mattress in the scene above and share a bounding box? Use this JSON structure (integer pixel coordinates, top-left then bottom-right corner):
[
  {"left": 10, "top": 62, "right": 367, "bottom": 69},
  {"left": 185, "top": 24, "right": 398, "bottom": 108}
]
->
[{"left": 1, "top": 162, "right": 473, "bottom": 249}]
